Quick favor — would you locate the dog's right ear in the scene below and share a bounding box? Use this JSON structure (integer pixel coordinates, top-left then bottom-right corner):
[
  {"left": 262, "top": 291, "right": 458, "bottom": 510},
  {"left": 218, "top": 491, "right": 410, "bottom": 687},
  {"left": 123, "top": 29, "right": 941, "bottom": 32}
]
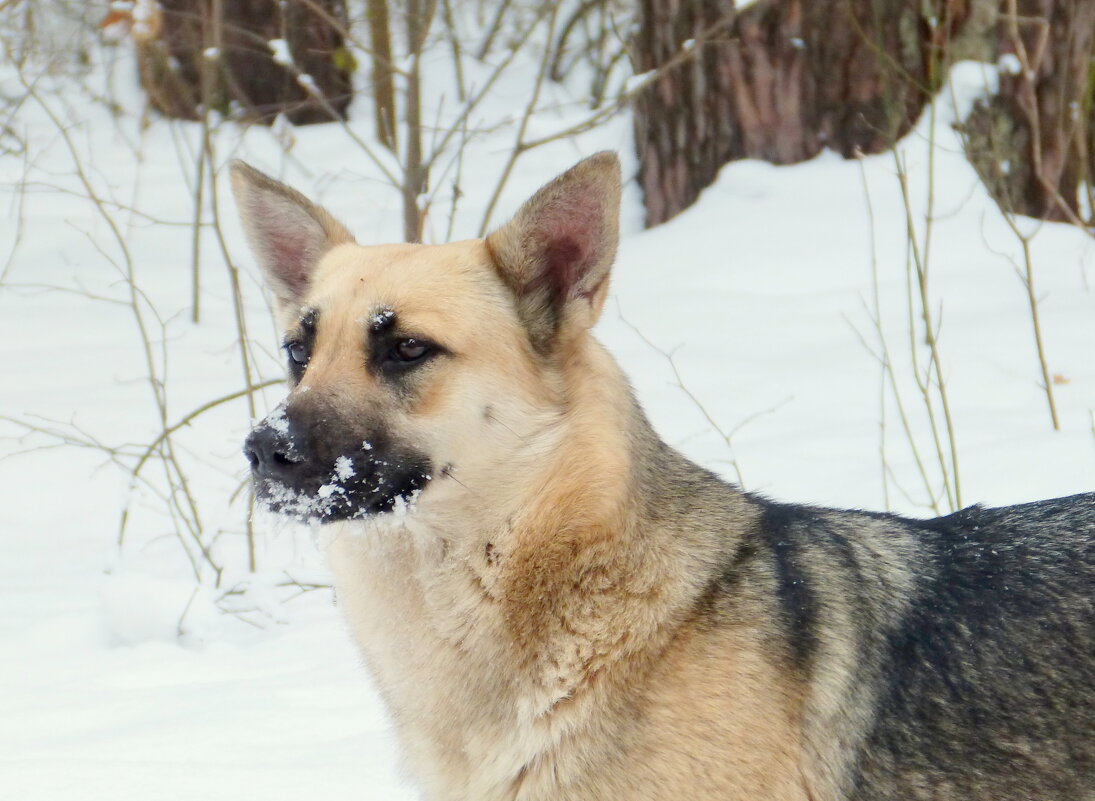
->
[
  {"left": 486, "top": 152, "right": 621, "bottom": 354},
  {"left": 229, "top": 161, "right": 354, "bottom": 311}
]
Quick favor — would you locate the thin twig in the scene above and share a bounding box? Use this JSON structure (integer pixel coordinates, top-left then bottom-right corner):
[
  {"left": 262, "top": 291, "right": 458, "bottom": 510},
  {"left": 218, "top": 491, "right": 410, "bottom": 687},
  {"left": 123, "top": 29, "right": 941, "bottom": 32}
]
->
[
  {"left": 617, "top": 307, "right": 790, "bottom": 489},
  {"left": 477, "top": 4, "right": 560, "bottom": 236}
]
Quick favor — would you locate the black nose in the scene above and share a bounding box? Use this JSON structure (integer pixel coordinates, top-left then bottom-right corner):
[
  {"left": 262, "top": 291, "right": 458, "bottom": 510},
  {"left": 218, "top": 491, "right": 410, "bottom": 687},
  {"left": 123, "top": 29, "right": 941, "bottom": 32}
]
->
[{"left": 244, "top": 425, "right": 304, "bottom": 479}]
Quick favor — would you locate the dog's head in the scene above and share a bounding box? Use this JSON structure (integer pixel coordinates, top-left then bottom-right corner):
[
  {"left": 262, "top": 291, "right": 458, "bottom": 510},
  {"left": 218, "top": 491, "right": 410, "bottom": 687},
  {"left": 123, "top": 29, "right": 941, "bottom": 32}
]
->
[{"left": 231, "top": 153, "right": 621, "bottom": 523}]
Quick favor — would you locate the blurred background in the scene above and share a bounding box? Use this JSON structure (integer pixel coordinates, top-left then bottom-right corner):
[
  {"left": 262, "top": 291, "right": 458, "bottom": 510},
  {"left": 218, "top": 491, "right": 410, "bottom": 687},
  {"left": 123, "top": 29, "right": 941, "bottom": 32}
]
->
[{"left": 0, "top": 1, "right": 1092, "bottom": 798}]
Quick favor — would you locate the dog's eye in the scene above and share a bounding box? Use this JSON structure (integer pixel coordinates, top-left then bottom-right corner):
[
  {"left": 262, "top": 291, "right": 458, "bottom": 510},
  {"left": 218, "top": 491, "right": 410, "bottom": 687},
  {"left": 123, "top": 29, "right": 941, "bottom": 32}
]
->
[
  {"left": 391, "top": 338, "right": 432, "bottom": 364},
  {"left": 286, "top": 341, "right": 309, "bottom": 366}
]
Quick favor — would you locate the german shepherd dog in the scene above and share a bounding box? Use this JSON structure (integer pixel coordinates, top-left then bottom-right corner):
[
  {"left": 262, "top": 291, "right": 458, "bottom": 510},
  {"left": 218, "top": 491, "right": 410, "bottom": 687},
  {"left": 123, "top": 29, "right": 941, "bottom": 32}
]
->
[{"left": 231, "top": 153, "right": 1093, "bottom": 801}]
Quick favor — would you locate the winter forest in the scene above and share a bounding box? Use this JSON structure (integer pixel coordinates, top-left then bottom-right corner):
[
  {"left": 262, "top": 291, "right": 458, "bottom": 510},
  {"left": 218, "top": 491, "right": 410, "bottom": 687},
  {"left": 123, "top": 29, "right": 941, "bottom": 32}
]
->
[{"left": 1, "top": 1, "right": 1092, "bottom": 798}]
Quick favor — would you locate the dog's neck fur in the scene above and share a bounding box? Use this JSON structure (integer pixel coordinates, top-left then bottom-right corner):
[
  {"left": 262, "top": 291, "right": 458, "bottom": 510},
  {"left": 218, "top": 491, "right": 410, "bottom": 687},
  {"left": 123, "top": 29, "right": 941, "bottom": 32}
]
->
[{"left": 324, "top": 336, "right": 778, "bottom": 800}]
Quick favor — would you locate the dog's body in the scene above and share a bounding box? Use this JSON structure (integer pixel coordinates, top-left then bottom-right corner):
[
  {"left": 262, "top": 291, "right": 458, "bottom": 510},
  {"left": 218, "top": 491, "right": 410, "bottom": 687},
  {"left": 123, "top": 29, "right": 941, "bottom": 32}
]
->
[{"left": 232, "top": 154, "right": 1094, "bottom": 801}]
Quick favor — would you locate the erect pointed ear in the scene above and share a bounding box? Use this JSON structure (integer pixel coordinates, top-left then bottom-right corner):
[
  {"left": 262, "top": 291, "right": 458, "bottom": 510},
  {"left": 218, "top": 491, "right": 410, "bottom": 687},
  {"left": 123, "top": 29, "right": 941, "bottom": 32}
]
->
[
  {"left": 485, "top": 152, "right": 621, "bottom": 353},
  {"left": 229, "top": 161, "right": 354, "bottom": 311}
]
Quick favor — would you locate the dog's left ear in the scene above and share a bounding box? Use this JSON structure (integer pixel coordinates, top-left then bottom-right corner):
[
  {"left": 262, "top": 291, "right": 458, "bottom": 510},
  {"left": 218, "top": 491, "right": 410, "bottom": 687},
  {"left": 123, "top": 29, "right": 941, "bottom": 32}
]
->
[
  {"left": 230, "top": 161, "right": 354, "bottom": 313},
  {"left": 486, "top": 152, "right": 621, "bottom": 353}
]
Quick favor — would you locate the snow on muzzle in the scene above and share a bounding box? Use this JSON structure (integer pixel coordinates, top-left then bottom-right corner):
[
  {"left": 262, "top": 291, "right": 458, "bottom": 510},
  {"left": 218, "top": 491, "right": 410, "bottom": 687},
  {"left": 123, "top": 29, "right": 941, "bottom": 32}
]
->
[{"left": 244, "top": 401, "right": 432, "bottom": 523}]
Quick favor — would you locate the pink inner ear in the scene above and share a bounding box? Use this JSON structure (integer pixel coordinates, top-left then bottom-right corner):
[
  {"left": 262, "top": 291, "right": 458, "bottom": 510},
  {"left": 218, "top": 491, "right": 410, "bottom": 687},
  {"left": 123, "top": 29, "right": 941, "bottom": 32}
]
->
[
  {"left": 535, "top": 193, "right": 604, "bottom": 302},
  {"left": 246, "top": 187, "right": 324, "bottom": 299},
  {"left": 543, "top": 236, "right": 583, "bottom": 302},
  {"left": 266, "top": 228, "right": 312, "bottom": 297}
]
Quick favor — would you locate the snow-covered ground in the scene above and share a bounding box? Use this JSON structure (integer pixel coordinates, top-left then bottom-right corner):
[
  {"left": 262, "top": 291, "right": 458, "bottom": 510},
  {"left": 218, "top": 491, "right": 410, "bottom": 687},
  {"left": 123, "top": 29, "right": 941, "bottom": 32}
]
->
[{"left": 1, "top": 27, "right": 1092, "bottom": 801}]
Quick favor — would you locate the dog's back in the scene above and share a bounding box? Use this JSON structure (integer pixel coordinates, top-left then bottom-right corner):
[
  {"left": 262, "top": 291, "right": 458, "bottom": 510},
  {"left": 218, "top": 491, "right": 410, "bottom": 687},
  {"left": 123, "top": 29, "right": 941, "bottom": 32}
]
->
[{"left": 734, "top": 492, "right": 1094, "bottom": 800}]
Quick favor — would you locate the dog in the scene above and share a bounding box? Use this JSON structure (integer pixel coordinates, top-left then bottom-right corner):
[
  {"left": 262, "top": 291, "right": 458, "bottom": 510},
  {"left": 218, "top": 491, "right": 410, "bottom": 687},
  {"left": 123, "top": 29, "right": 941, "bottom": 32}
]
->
[{"left": 231, "top": 153, "right": 1093, "bottom": 801}]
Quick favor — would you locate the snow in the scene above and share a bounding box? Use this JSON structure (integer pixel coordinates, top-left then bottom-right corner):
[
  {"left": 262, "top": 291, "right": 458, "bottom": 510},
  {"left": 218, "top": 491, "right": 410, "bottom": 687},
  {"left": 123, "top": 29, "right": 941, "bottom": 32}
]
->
[
  {"left": 333, "top": 455, "right": 355, "bottom": 481},
  {"left": 1, "top": 20, "right": 1092, "bottom": 801},
  {"left": 297, "top": 74, "right": 318, "bottom": 94},
  {"left": 131, "top": 0, "right": 159, "bottom": 39},
  {"left": 369, "top": 309, "right": 395, "bottom": 329},
  {"left": 268, "top": 38, "right": 292, "bottom": 67},
  {"left": 266, "top": 401, "right": 290, "bottom": 435},
  {"left": 997, "top": 52, "right": 1022, "bottom": 75},
  {"left": 131, "top": 0, "right": 154, "bottom": 21}
]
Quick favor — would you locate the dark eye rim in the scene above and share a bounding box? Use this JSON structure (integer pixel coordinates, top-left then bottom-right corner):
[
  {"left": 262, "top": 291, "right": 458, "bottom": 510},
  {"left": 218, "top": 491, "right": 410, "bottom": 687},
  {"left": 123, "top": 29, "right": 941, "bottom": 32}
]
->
[
  {"left": 284, "top": 340, "right": 310, "bottom": 366},
  {"left": 389, "top": 337, "right": 435, "bottom": 365}
]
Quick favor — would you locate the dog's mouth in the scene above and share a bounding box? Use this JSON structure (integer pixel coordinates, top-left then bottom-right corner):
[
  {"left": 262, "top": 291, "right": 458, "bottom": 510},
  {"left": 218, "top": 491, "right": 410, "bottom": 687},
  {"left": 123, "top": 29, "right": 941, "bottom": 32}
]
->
[
  {"left": 244, "top": 415, "right": 432, "bottom": 524},
  {"left": 246, "top": 398, "right": 433, "bottom": 523},
  {"left": 252, "top": 457, "right": 432, "bottom": 523}
]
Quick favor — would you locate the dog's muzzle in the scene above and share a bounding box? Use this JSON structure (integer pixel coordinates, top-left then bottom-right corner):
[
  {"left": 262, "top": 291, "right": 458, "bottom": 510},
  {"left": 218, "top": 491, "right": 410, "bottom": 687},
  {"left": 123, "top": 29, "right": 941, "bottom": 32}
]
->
[{"left": 243, "top": 408, "right": 431, "bottom": 523}]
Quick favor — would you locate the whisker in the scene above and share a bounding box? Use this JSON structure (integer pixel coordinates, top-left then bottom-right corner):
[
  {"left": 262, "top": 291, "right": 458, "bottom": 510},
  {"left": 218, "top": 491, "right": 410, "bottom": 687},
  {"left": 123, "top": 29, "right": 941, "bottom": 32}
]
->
[
  {"left": 484, "top": 408, "right": 533, "bottom": 444},
  {"left": 441, "top": 464, "right": 480, "bottom": 499}
]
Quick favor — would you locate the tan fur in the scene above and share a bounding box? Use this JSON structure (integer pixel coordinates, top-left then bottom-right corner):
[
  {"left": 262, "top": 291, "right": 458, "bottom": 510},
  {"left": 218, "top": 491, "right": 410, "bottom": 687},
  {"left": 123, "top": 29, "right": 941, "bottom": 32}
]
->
[
  {"left": 321, "top": 335, "right": 808, "bottom": 799},
  {"left": 234, "top": 155, "right": 814, "bottom": 801}
]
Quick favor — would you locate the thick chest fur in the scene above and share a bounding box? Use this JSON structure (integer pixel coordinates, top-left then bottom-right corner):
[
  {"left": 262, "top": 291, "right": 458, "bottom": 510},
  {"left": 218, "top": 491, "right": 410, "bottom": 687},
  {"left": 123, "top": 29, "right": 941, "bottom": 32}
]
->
[
  {"left": 323, "top": 522, "right": 810, "bottom": 801},
  {"left": 325, "top": 523, "right": 574, "bottom": 800}
]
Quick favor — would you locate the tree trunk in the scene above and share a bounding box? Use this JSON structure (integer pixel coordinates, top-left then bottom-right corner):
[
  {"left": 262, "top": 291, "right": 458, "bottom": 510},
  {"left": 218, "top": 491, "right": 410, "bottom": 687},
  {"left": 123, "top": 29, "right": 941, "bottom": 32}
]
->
[
  {"left": 631, "top": 0, "right": 971, "bottom": 227},
  {"left": 961, "top": 0, "right": 1095, "bottom": 224},
  {"left": 137, "top": 0, "right": 353, "bottom": 126}
]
